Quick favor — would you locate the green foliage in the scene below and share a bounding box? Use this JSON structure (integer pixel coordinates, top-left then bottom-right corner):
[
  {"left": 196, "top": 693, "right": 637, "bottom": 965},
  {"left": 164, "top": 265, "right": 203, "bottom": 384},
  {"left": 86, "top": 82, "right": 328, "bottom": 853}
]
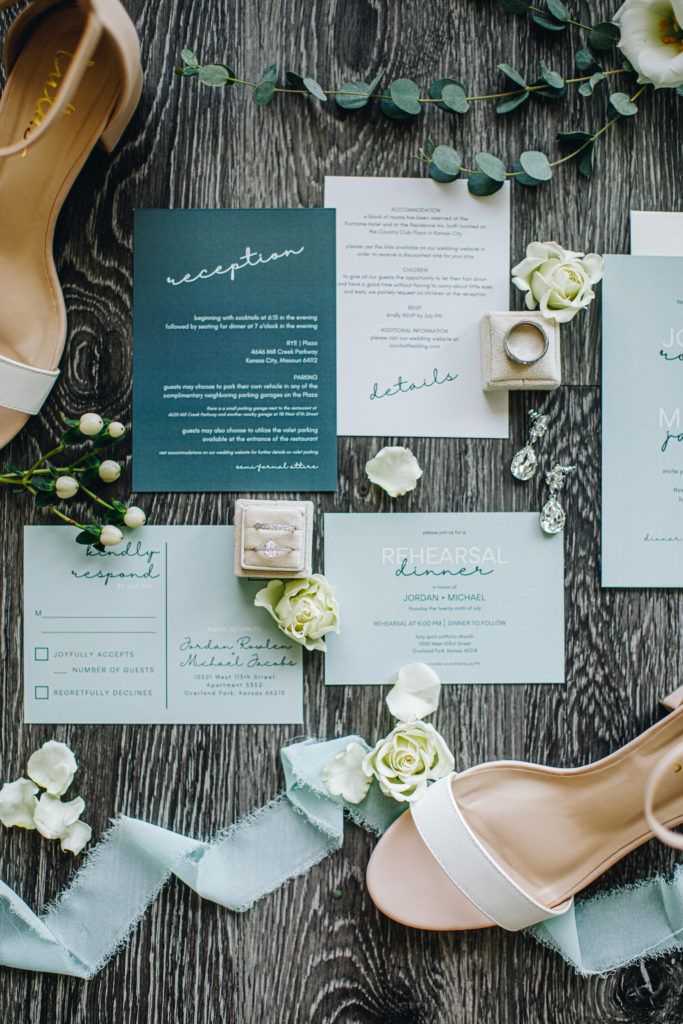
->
[
  {"left": 589, "top": 22, "right": 620, "bottom": 50},
  {"left": 428, "top": 145, "right": 462, "bottom": 183},
  {"left": 253, "top": 64, "right": 278, "bottom": 106},
  {"left": 579, "top": 72, "right": 605, "bottom": 97},
  {"left": 467, "top": 173, "right": 505, "bottom": 196},
  {"left": 475, "top": 152, "right": 507, "bottom": 181},
  {"left": 609, "top": 91, "right": 639, "bottom": 116},
  {"left": 388, "top": 78, "right": 422, "bottom": 115}
]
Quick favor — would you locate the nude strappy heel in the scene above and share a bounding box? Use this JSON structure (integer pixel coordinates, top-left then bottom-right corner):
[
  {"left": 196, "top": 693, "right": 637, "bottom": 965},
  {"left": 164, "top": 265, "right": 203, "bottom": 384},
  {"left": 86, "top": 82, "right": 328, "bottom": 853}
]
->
[
  {"left": 366, "top": 686, "right": 683, "bottom": 932},
  {"left": 0, "top": 0, "right": 142, "bottom": 449}
]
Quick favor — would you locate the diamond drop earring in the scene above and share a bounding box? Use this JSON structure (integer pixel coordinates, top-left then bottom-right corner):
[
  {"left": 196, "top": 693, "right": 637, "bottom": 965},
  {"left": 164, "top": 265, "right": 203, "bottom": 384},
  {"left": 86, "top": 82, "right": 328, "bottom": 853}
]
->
[
  {"left": 540, "top": 464, "right": 575, "bottom": 534},
  {"left": 510, "top": 409, "right": 550, "bottom": 481}
]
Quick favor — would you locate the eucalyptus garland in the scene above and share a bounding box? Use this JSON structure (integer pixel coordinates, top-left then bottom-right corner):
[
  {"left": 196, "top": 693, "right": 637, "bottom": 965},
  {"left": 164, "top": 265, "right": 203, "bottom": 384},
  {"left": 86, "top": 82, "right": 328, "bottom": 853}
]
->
[{"left": 176, "top": 0, "right": 679, "bottom": 194}]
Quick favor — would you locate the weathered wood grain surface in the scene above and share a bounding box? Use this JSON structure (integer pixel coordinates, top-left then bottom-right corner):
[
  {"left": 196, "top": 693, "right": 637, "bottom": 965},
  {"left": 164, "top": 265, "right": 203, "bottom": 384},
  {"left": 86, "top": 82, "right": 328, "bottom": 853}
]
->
[{"left": 1, "top": 0, "right": 682, "bottom": 1020}]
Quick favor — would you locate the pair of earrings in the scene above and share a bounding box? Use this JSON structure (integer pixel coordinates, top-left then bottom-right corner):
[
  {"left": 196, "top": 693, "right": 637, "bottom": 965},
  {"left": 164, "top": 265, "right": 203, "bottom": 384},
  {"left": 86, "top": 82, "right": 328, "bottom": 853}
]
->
[{"left": 510, "top": 409, "right": 575, "bottom": 535}]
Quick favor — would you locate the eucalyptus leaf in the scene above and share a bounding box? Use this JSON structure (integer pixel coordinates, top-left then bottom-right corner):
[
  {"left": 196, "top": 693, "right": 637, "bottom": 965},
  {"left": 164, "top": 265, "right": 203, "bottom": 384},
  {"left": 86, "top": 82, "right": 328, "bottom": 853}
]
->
[
  {"left": 389, "top": 78, "right": 422, "bottom": 115},
  {"left": 579, "top": 71, "right": 605, "bottom": 96},
  {"left": 498, "top": 63, "right": 526, "bottom": 87},
  {"left": 335, "top": 81, "right": 373, "bottom": 110},
  {"left": 532, "top": 12, "right": 566, "bottom": 31},
  {"left": 475, "top": 152, "right": 507, "bottom": 182},
  {"left": 546, "top": 0, "right": 569, "bottom": 21},
  {"left": 177, "top": 65, "right": 199, "bottom": 77},
  {"left": 428, "top": 77, "right": 465, "bottom": 111},
  {"left": 512, "top": 159, "right": 543, "bottom": 186},
  {"left": 499, "top": 0, "right": 531, "bottom": 11},
  {"left": 467, "top": 172, "right": 505, "bottom": 196},
  {"left": 198, "top": 63, "right": 231, "bottom": 87},
  {"left": 519, "top": 150, "right": 553, "bottom": 181},
  {"left": 556, "top": 130, "right": 593, "bottom": 146},
  {"left": 578, "top": 144, "right": 595, "bottom": 177},
  {"left": 609, "top": 91, "right": 639, "bottom": 116},
  {"left": 575, "top": 48, "right": 599, "bottom": 72},
  {"left": 380, "top": 97, "right": 417, "bottom": 120},
  {"left": 539, "top": 60, "right": 564, "bottom": 90},
  {"left": 367, "top": 67, "right": 385, "bottom": 93},
  {"left": 496, "top": 91, "right": 529, "bottom": 114},
  {"left": 588, "top": 22, "right": 620, "bottom": 50},
  {"left": 253, "top": 66, "right": 278, "bottom": 105},
  {"left": 678, "top": 84, "right": 683, "bottom": 97},
  {"left": 181, "top": 48, "right": 199, "bottom": 66},
  {"left": 429, "top": 145, "right": 462, "bottom": 183},
  {"left": 303, "top": 77, "right": 327, "bottom": 101},
  {"left": 440, "top": 82, "right": 469, "bottom": 113},
  {"left": 286, "top": 71, "right": 305, "bottom": 89}
]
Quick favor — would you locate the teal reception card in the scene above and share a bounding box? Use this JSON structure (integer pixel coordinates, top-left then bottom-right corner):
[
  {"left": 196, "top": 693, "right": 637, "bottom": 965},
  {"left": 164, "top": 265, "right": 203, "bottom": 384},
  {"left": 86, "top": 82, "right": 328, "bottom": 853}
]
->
[
  {"left": 133, "top": 209, "right": 337, "bottom": 492},
  {"left": 324, "top": 512, "right": 565, "bottom": 684},
  {"left": 24, "top": 526, "right": 303, "bottom": 724},
  {"left": 602, "top": 256, "right": 683, "bottom": 587}
]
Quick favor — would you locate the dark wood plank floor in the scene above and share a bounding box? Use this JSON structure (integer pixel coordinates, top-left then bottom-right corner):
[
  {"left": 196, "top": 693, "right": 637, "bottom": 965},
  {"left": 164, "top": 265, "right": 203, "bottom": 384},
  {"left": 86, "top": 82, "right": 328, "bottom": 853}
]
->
[{"left": 1, "top": 0, "right": 683, "bottom": 1020}]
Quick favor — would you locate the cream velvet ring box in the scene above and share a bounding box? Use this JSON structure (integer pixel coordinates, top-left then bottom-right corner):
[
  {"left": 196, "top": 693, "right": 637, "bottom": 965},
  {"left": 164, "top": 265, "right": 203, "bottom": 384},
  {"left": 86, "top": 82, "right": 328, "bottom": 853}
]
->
[
  {"left": 481, "top": 311, "right": 562, "bottom": 391},
  {"left": 234, "top": 499, "right": 314, "bottom": 579}
]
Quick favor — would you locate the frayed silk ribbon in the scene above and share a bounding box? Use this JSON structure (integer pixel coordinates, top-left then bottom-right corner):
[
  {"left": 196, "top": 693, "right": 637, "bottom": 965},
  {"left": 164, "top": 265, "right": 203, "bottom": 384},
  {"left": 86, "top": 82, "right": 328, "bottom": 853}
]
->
[{"left": 0, "top": 736, "right": 681, "bottom": 978}]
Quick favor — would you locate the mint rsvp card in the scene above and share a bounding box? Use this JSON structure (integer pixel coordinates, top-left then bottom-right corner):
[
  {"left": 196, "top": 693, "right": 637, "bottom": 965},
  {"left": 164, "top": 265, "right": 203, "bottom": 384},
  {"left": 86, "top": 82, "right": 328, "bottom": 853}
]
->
[
  {"left": 602, "top": 256, "right": 683, "bottom": 587},
  {"left": 323, "top": 513, "right": 565, "bottom": 685},
  {"left": 24, "top": 526, "right": 303, "bottom": 724},
  {"left": 133, "top": 209, "right": 337, "bottom": 492}
]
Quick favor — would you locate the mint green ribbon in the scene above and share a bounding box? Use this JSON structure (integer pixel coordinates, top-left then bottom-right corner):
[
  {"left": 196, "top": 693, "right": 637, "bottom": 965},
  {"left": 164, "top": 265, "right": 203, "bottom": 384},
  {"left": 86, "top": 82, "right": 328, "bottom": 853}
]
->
[{"left": 0, "top": 736, "right": 680, "bottom": 978}]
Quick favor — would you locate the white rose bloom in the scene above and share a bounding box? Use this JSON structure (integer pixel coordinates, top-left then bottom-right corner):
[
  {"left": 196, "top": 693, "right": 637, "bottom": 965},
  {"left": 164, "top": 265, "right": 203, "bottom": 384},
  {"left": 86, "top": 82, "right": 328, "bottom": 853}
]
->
[
  {"left": 385, "top": 663, "right": 441, "bottom": 722},
  {"left": 55, "top": 475, "right": 79, "bottom": 500},
  {"left": 0, "top": 778, "right": 39, "bottom": 829},
  {"left": 100, "top": 525, "right": 124, "bottom": 546},
  {"left": 33, "top": 793, "right": 85, "bottom": 841},
  {"left": 98, "top": 460, "right": 121, "bottom": 483},
  {"left": 616, "top": 0, "right": 683, "bottom": 88},
  {"left": 123, "top": 506, "right": 146, "bottom": 528},
  {"left": 363, "top": 720, "right": 454, "bottom": 803},
  {"left": 254, "top": 574, "right": 340, "bottom": 652},
  {"left": 107, "top": 421, "right": 126, "bottom": 438},
  {"left": 323, "top": 742, "right": 372, "bottom": 804},
  {"left": 79, "top": 412, "right": 104, "bottom": 436},
  {"left": 27, "top": 740, "right": 78, "bottom": 796},
  {"left": 365, "top": 446, "right": 423, "bottom": 498},
  {"left": 511, "top": 241, "right": 604, "bottom": 324},
  {"left": 60, "top": 819, "right": 92, "bottom": 855}
]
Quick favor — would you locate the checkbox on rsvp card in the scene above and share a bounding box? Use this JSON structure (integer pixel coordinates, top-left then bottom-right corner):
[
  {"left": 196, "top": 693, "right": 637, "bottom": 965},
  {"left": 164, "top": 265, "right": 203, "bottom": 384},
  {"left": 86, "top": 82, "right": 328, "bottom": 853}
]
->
[
  {"left": 34, "top": 647, "right": 49, "bottom": 662},
  {"left": 34, "top": 686, "right": 49, "bottom": 700}
]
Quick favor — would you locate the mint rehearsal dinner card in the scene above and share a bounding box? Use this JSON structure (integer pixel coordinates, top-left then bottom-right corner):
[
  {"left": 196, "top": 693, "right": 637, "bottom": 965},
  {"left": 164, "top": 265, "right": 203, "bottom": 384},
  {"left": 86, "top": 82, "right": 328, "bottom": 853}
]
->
[
  {"left": 133, "top": 209, "right": 336, "bottom": 492},
  {"left": 324, "top": 177, "right": 510, "bottom": 438},
  {"left": 602, "top": 255, "right": 683, "bottom": 587},
  {"left": 324, "top": 513, "right": 564, "bottom": 684},
  {"left": 24, "top": 526, "right": 303, "bottom": 724}
]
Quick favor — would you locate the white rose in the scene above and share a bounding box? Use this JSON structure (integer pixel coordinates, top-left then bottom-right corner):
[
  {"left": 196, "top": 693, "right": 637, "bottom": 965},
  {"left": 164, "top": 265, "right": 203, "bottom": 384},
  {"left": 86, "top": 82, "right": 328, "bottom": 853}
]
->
[
  {"left": 365, "top": 446, "right": 423, "bottom": 498},
  {"left": 99, "top": 525, "right": 123, "bottom": 546},
  {"left": 362, "top": 720, "right": 454, "bottom": 803},
  {"left": 98, "top": 460, "right": 121, "bottom": 483},
  {"left": 55, "top": 475, "right": 79, "bottom": 500},
  {"left": 616, "top": 0, "right": 683, "bottom": 88},
  {"left": 254, "top": 574, "right": 340, "bottom": 652},
  {"left": 27, "top": 740, "right": 77, "bottom": 796},
  {"left": 107, "top": 421, "right": 126, "bottom": 438},
  {"left": 0, "top": 778, "right": 39, "bottom": 829},
  {"left": 123, "top": 506, "right": 146, "bottom": 528},
  {"left": 79, "top": 412, "right": 103, "bottom": 436},
  {"left": 511, "top": 241, "right": 604, "bottom": 324},
  {"left": 33, "top": 793, "right": 85, "bottom": 841}
]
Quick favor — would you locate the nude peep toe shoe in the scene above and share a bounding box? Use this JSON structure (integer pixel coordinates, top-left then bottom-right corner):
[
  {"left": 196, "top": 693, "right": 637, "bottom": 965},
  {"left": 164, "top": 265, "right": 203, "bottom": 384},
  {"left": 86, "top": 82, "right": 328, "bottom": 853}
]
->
[
  {"left": 366, "top": 687, "right": 683, "bottom": 932},
  {"left": 0, "top": 0, "right": 142, "bottom": 449}
]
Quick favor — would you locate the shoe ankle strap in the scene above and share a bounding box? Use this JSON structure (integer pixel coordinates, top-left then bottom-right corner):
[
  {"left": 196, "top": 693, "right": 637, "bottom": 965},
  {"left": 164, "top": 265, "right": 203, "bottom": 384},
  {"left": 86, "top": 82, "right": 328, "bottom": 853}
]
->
[
  {"left": 644, "top": 738, "right": 683, "bottom": 851},
  {"left": 0, "top": 1, "right": 102, "bottom": 158}
]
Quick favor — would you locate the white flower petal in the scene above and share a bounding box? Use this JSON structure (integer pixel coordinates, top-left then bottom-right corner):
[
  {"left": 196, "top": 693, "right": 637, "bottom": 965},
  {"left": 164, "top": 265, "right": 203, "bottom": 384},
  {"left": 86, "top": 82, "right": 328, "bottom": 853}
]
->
[
  {"left": 60, "top": 820, "right": 92, "bottom": 855},
  {"left": 386, "top": 663, "right": 441, "bottom": 721},
  {"left": 33, "top": 794, "right": 85, "bottom": 841},
  {"left": 0, "top": 778, "right": 38, "bottom": 829},
  {"left": 617, "top": 0, "right": 683, "bottom": 88},
  {"left": 27, "top": 740, "right": 77, "bottom": 796},
  {"left": 365, "top": 446, "right": 423, "bottom": 498},
  {"left": 323, "top": 742, "right": 372, "bottom": 804}
]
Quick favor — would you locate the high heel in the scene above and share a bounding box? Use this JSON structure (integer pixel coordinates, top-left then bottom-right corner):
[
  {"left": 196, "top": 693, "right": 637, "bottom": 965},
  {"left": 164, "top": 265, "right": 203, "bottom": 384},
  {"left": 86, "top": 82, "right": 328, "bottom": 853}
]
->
[
  {"left": 366, "top": 687, "right": 683, "bottom": 932},
  {"left": 0, "top": 0, "right": 142, "bottom": 449}
]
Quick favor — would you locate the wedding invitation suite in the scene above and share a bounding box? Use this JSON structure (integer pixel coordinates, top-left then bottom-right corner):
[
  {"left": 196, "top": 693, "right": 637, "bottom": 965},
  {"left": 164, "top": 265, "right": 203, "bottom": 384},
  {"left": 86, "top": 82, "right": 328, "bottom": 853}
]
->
[
  {"left": 602, "top": 256, "right": 683, "bottom": 587},
  {"left": 24, "top": 526, "right": 303, "bottom": 723},
  {"left": 324, "top": 177, "right": 510, "bottom": 438},
  {"left": 631, "top": 211, "right": 683, "bottom": 256},
  {"left": 133, "top": 209, "right": 337, "bottom": 492},
  {"left": 324, "top": 513, "right": 564, "bottom": 684}
]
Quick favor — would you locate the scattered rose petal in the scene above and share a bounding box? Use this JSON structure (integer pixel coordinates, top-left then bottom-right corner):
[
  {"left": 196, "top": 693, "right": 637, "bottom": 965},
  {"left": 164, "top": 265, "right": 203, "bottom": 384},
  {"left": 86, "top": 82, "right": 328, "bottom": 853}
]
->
[
  {"left": 33, "top": 794, "right": 85, "bottom": 841},
  {"left": 323, "top": 742, "right": 372, "bottom": 804},
  {"left": 386, "top": 663, "right": 441, "bottom": 722},
  {"left": 60, "top": 820, "right": 92, "bottom": 855},
  {"left": 0, "top": 778, "right": 39, "bottom": 829},
  {"left": 365, "top": 446, "right": 423, "bottom": 498},
  {"left": 27, "top": 740, "right": 77, "bottom": 796}
]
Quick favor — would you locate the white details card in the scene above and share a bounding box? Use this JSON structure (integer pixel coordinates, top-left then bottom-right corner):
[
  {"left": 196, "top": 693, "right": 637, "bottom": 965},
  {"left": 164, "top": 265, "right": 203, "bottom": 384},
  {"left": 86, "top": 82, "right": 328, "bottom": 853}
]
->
[
  {"left": 324, "top": 176, "right": 510, "bottom": 438},
  {"left": 24, "top": 526, "right": 303, "bottom": 724}
]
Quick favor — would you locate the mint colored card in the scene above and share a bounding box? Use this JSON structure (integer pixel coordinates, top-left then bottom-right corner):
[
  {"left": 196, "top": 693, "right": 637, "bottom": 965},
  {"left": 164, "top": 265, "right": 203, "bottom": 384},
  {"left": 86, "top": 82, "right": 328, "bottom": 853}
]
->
[
  {"left": 24, "top": 526, "right": 303, "bottom": 724},
  {"left": 602, "top": 256, "right": 683, "bottom": 587},
  {"left": 323, "top": 513, "right": 565, "bottom": 685},
  {"left": 133, "top": 209, "right": 337, "bottom": 492}
]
